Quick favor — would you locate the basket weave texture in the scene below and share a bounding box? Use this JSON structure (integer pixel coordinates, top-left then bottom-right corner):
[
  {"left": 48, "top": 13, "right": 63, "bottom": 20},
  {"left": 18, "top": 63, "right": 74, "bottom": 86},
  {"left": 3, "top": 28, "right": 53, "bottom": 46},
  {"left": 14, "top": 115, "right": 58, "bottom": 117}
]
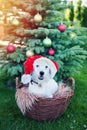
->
[{"left": 15, "top": 77, "right": 75, "bottom": 121}]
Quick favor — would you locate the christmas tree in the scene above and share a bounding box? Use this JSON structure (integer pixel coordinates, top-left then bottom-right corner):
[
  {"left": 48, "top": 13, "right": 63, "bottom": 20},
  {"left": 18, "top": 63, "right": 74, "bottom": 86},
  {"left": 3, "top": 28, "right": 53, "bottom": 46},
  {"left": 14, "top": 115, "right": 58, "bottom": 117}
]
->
[{"left": 0, "top": 0, "right": 87, "bottom": 81}]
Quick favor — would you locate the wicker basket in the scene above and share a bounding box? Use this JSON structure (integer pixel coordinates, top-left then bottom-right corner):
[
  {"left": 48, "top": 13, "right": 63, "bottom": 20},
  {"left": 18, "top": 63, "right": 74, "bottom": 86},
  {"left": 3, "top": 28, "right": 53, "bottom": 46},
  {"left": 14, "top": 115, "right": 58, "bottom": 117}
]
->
[{"left": 15, "top": 77, "right": 75, "bottom": 121}]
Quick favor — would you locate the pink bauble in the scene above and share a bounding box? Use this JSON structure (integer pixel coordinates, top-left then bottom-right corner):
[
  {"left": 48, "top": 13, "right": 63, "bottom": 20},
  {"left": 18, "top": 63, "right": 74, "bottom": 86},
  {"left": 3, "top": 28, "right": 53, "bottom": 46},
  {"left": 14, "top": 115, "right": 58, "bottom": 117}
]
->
[
  {"left": 6, "top": 45, "right": 15, "bottom": 53},
  {"left": 48, "top": 48, "right": 55, "bottom": 56},
  {"left": 58, "top": 24, "right": 66, "bottom": 32}
]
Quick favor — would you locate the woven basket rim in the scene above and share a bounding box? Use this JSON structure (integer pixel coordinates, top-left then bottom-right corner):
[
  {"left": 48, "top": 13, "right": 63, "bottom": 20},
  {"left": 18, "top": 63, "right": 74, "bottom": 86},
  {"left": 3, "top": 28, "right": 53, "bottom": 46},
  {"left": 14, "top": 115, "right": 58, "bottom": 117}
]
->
[{"left": 16, "top": 77, "right": 75, "bottom": 99}]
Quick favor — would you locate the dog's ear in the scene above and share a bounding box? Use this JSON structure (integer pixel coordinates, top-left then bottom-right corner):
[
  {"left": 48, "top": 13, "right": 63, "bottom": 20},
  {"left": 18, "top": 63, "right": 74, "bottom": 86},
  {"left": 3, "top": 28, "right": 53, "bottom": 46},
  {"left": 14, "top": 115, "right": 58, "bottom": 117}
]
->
[
  {"left": 49, "top": 69, "right": 51, "bottom": 75},
  {"left": 50, "top": 66, "right": 57, "bottom": 78},
  {"left": 21, "top": 74, "right": 31, "bottom": 84},
  {"left": 49, "top": 69, "right": 53, "bottom": 79}
]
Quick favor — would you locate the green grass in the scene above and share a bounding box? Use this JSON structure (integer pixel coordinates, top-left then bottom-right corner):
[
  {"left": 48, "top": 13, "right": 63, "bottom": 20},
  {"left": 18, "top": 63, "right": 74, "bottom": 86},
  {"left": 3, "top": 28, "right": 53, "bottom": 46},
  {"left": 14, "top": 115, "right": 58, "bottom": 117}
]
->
[{"left": 0, "top": 62, "right": 87, "bottom": 130}]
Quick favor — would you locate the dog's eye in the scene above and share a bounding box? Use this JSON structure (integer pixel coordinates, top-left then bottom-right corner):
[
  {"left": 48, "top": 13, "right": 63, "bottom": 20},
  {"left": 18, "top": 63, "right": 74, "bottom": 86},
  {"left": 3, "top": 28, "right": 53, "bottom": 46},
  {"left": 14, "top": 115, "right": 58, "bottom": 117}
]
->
[
  {"left": 45, "top": 66, "right": 48, "bottom": 69},
  {"left": 36, "top": 65, "right": 39, "bottom": 67}
]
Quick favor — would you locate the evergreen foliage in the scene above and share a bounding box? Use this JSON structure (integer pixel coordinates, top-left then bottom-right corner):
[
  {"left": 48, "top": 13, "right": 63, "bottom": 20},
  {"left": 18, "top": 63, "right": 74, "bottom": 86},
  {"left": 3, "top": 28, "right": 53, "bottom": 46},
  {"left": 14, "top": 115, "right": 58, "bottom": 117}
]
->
[
  {"left": 0, "top": 0, "right": 87, "bottom": 81},
  {"left": 68, "top": 0, "right": 87, "bottom": 27},
  {"left": 68, "top": 2, "right": 74, "bottom": 22},
  {"left": 75, "top": 0, "right": 82, "bottom": 21},
  {"left": 81, "top": 6, "right": 87, "bottom": 27}
]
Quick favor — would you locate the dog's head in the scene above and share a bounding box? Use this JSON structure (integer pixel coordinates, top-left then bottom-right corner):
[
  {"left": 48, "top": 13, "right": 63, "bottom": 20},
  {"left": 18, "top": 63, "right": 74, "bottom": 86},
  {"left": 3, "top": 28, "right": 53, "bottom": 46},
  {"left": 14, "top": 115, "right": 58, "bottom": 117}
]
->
[
  {"left": 21, "top": 56, "right": 58, "bottom": 84},
  {"left": 31, "top": 57, "right": 58, "bottom": 83},
  {"left": 31, "top": 58, "right": 51, "bottom": 83}
]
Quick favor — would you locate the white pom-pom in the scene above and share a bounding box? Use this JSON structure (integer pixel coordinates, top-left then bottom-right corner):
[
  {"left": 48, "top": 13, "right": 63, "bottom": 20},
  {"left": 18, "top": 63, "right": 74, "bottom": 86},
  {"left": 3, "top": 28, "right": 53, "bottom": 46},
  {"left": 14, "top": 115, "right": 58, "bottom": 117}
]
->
[{"left": 21, "top": 74, "right": 31, "bottom": 84}]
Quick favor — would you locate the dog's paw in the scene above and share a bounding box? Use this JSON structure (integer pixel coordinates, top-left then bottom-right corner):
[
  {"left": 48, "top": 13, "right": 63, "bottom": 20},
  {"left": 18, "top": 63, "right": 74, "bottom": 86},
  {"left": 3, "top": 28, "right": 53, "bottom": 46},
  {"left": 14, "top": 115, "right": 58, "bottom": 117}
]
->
[
  {"left": 48, "top": 95, "right": 53, "bottom": 98},
  {"left": 21, "top": 74, "right": 31, "bottom": 84},
  {"left": 44, "top": 94, "right": 53, "bottom": 98}
]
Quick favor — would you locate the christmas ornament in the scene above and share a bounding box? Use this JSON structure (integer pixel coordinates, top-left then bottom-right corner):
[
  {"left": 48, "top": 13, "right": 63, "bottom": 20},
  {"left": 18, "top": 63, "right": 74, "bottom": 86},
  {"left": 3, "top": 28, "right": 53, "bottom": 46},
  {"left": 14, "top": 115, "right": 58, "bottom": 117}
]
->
[
  {"left": 48, "top": 48, "right": 55, "bottom": 56},
  {"left": 43, "top": 37, "right": 52, "bottom": 47},
  {"left": 26, "top": 50, "right": 34, "bottom": 57},
  {"left": 12, "top": 18, "right": 20, "bottom": 26},
  {"left": 58, "top": 24, "right": 66, "bottom": 32},
  {"left": 6, "top": 45, "right": 15, "bottom": 53},
  {"left": 34, "top": 13, "right": 42, "bottom": 23}
]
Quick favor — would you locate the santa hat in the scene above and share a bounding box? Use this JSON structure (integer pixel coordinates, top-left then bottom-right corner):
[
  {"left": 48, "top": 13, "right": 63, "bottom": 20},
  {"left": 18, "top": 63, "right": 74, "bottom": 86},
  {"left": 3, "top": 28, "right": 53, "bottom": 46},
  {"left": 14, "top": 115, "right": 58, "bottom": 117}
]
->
[
  {"left": 21, "top": 55, "right": 59, "bottom": 84},
  {"left": 24, "top": 55, "right": 42, "bottom": 74}
]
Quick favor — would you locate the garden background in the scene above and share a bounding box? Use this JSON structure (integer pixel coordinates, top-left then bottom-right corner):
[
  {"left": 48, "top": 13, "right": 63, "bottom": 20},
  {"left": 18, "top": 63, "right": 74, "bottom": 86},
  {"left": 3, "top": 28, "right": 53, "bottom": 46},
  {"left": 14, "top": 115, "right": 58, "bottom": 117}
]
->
[{"left": 0, "top": 0, "right": 87, "bottom": 130}]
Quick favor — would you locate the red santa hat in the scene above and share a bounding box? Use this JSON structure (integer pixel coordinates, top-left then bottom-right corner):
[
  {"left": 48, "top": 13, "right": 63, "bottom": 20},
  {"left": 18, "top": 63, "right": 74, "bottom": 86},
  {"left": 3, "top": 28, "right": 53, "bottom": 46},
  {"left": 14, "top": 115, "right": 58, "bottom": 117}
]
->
[
  {"left": 21, "top": 55, "right": 59, "bottom": 84},
  {"left": 24, "top": 55, "right": 42, "bottom": 74}
]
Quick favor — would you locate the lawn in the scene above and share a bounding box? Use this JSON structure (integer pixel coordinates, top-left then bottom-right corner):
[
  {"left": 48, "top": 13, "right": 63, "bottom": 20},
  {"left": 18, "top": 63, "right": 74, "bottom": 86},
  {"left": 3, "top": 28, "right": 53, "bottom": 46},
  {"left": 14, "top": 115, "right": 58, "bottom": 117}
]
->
[{"left": 0, "top": 62, "right": 87, "bottom": 130}]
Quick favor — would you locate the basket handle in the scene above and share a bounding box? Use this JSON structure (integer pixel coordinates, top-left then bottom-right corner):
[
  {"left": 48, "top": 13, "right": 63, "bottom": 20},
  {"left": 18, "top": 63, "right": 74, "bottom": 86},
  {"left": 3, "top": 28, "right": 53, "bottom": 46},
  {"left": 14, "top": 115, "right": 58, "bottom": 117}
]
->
[
  {"left": 16, "top": 77, "right": 20, "bottom": 89},
  {"left": 65, "top": 77, "right": 75, "bottom": 91},
  {"left": 16, "top": 77, "right": 23, "bottom": 89},
  {"left": 16, "top": 77, "right": 29, "bottom": 89}
]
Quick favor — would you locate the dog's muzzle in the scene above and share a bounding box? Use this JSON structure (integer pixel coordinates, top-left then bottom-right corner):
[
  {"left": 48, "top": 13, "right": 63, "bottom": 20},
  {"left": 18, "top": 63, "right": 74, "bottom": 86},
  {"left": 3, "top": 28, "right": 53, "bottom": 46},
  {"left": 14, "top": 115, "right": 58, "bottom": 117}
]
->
[{"left": 38, "top": 71, "right": 44, "bottom": 80}]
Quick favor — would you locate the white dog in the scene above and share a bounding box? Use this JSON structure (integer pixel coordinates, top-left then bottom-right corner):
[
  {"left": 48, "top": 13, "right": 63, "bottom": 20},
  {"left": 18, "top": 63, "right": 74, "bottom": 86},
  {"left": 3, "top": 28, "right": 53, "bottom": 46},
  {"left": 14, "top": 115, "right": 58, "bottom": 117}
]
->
[{"left": 21, "top": 56, "right": 59, "bottom": 98}]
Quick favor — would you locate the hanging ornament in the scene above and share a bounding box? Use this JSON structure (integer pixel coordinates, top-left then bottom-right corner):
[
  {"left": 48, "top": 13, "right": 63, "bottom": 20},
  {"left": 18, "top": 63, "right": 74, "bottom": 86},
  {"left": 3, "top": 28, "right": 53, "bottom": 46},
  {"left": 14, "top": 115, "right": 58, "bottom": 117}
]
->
[
  {"left": 12, "top": 18, "right": 20, "bottom": 26},
  {"left": 34, "top": 13, "right": 42, "bottom": 23},
  {"left": 58, "top": 24, "right": 66, "bottom": 32},
  {"left": 43, "top": 37, "right": 52, "bottom": 47},
  {"left": 6, "top": 45, "right": 15, "bottom": 53},
  {"left": 48, "top": 48, "right": 55, "bottom": 56},
  {"left": 26, "top": 50, "right": 34, "bottom": 57}
]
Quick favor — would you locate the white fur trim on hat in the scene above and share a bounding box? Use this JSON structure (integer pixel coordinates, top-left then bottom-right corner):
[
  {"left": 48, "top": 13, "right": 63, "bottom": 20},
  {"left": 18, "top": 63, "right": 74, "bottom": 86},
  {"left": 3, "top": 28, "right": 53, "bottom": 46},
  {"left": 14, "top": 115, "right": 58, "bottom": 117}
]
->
[{"left": 21, "top": 74, "right": 31, "bottom": 84}]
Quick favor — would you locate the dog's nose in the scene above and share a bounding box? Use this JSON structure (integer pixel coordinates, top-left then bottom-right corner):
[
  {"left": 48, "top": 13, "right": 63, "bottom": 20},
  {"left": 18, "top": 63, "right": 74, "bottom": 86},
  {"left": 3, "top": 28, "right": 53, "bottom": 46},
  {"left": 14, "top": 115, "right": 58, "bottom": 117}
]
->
[{"left": 40, "top": 71, "right": 44, "bottom": 76}]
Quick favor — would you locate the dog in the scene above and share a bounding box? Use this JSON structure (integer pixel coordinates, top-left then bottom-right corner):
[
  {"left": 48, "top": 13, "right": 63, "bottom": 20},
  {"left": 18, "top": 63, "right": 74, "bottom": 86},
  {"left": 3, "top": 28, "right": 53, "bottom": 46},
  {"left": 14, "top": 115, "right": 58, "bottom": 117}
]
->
[{"left": 21, "top": 56, "right": 59, "bottom": 98}]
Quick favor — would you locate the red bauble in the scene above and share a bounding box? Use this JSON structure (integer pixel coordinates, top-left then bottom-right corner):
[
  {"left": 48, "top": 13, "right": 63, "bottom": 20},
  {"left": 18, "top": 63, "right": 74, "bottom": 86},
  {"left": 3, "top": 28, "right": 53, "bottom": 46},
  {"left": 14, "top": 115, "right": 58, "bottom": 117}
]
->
[
  {"left": 48, "top": 48, "right": 55, "bottom": 56},
  {"left": 58, "top": 24, "right": 66, "bottom": 32},
  {"left": 6, "top": 45, "right": 15, "bottom": 53}
]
